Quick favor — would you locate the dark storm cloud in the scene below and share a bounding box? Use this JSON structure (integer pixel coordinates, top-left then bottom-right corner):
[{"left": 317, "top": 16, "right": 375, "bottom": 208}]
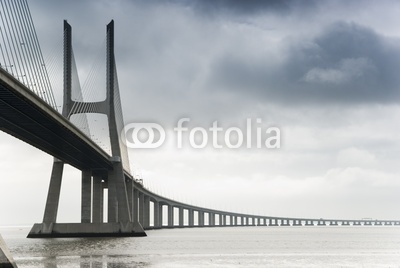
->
[
  {"left": 209, "top": 21, "right": 400, "bottom": 104},
  {"left": 158, "top": 0, "right": 318, "bottom": 16}
]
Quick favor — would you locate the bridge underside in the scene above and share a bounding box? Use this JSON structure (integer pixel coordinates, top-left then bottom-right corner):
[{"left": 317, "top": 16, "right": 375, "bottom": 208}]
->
[{"left": 0, "top": 69, "right": 112, "bottom": 173}]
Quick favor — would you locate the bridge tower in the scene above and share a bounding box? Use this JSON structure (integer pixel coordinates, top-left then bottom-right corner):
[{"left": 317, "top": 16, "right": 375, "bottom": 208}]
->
[{"left": 28, "top": 21, "right": 145, "bottom": 237}]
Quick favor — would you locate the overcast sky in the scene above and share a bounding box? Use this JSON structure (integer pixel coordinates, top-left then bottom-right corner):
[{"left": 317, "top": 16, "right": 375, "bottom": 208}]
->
[{"left": 2, "top": 0, "right": 400, "bottom": 225}]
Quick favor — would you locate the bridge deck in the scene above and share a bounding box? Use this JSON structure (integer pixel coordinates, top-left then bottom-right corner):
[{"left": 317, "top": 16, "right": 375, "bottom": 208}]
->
[{"left": 0, "top": 68, "right": 112, "bottom": 173}]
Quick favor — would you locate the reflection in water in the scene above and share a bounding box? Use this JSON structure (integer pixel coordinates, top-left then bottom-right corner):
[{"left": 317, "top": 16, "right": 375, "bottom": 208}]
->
[
  {"left": 39, "top": 255, "right": 150, "bottom": 268},
  {"left": 23, "top": 237, "right": 150, "bottom": 267},
  {"left": 43, "top": 256, "right": 57, "bottom": 268}
]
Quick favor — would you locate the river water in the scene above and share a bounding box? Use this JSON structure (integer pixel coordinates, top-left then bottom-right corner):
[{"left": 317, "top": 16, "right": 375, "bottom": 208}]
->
[{"left": 1, "top": 226, "right": 400, "bottom": 267}]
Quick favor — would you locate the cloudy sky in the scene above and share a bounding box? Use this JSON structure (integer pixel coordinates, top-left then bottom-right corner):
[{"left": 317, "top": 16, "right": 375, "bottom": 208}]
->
[{"left": 2, "top": 0, "right": 400, "bottom": 225}]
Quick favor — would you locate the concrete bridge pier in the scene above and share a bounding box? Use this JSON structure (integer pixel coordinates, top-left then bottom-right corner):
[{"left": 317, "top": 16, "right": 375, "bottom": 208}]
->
[
  {"left": 81, "top": 169, "right": 92, "bottom": 223},
  {"left": 281, "top": 219, "right": 290, "bottom": 226},
  {"left": 293, "top": 219, "right": 302, "bottom": 226},
  {"left": 138, "top": 192, "right": 144, "bottom": 226},
  {"left": 132, "top": 188, "right": 139, "bottom": 223},
  {"left": 305, "top": 220, "right": 314, "bottom": 226},
  {"left": 209, "top": 213, "right": 213, "bottom": 226},
  {"left": 38, "top": 159, "right": 64, "bottom": 234},
  {"left": 143, "top": 196, "right": 150, "bottom": 229},
  {"left": 168, "top": 205, "right": 174, "bottom": 227},
  {"left": 153, "top": 201, "right": 161, "bottom": 228},
  {"left": 92, "top": 176, "right": 104, "bottom": 223},
  {"left": 159, "top": 204, "right": 164, "bottom": 227},
  {"left": 199, "top": 211, "right": 204, "bottom": 227},
  {"left": 179, "top": 207, "right": 184, "bottom": 227},
  {"left": 126, "top": 180, "right": 133, "bottom": 221},
  {"left": 188, "top": 209, "right": 194, "bottom": 226},
  {"left": 269, "top": 218, "right": 278, "bottom": 226}
]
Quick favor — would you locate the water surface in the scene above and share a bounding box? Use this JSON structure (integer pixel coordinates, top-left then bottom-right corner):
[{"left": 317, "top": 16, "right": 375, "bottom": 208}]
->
[{"left": 1, "top": 226, "right": 400, "bottom": 267}]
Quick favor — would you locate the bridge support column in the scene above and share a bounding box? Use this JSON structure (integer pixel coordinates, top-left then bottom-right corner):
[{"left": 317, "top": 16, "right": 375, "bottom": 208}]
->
[
  {"left": 143, "top": 195, "right": 150, "bottom": 229},
  {"left": 305, "top": 220, "right": 314, "bottom": 226},
  {"left": 109, "top": 160, "right": 131, "bottom": 223},
  {"left": 41, "top": 159, "right": 64, "bottom": 233},
  {"left": 138, "top": 192, "right": 144, "bottom": 226},
  {"left": 81, "top": 170, "right": 92, "bottom": 223},
  {"left": 159, "top": 204, "right": 164, "bottom": 227},
  {"left": 179, "top": 207, "right": 184, "bottom": 227},
  {"left": 126, "top": 180, "right": 133, "bottom": 221},
  {"left": 132, "top": 188, "right": 138, "bottom": 223},
  {"left": 107, "top": 170, "right": 117, "bottom": 223},
  {"left": 269, "top": 218, "right": 278, "bottom": 226},
  {"left": 153, "top": 201, "right": 160, "bottom": 228},
  {"left": 168, "top": 205, "right": 174, "bottom": 227},
  {"left": 188, "top": 209, "right": 194, "bottom": 226},
  {"left": 92, "top": 177, "right": 103, "bottom": 223},
  {"left": 209, "top": 213, "right": 215, "bottom": 226},
  {"left": 199, "top": 211, "right": 204, "bottom": 226},
  {"left": 31, "top": 158, "right": 64, "bottom": 234},
  {"left": 293, "top": 219, "right": 302, "bottom": 226}
]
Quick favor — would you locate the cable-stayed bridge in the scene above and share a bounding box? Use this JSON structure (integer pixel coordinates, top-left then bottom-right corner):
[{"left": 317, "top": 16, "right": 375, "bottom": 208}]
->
[{"left": 0, "top": 0, "right": 399, "bottom": 238}]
